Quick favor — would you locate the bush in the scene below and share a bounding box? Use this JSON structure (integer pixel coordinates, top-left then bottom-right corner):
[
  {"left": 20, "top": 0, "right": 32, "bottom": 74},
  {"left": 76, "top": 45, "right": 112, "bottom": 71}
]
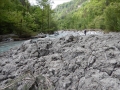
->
[{"left": 104, "top": 2, "right": 120, "bottom": 32}]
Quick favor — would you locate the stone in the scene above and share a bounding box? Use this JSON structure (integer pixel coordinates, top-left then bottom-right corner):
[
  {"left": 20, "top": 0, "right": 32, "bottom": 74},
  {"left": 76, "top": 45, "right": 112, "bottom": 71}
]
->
[
  {"left": 112, "top": 69, "right": 120, "bottom": 79},
  {"left": 0, "top": 31, "right": 120, "bottom": 90},
  {"left": 0, "top": 75, "right": 7, "bottom": 82}
]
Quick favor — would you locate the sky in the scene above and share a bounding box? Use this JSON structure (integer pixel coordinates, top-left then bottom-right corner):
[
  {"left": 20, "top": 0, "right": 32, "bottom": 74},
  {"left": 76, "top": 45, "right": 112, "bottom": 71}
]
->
[
  {"left": 52, "top": 0, "right": 71, "bottom": 9},
  {"left": 29, "top": 0, "right": 71, "bottom": 9}
]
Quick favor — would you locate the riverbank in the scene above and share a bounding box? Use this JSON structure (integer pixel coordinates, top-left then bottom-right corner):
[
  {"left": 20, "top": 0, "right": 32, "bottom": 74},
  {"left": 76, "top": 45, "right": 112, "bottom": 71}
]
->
[
  {"left": 0, "top": 33, "right": 47, "bottom": 42},
  {"left": 0, "top": 31, "right": 120, "bottom": 90},
  {"left": 0, "top": 30, "right": 103, "bottom": 54}
]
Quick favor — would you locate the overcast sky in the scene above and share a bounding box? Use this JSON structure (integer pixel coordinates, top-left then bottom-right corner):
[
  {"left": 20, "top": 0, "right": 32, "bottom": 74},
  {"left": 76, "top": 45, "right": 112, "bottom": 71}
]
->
[{"left": 29, "top": 0, "right": 71, "bottom": 9}]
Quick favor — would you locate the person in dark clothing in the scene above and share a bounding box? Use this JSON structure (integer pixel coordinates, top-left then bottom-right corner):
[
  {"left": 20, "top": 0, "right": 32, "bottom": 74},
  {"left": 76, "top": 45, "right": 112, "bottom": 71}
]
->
[{"left": 84, "top": 30, "right": 87, "bottom": 35}]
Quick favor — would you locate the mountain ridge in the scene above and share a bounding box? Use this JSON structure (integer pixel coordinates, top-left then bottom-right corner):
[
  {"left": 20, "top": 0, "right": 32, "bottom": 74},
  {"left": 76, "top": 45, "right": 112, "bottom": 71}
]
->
[
  {"left": 54, "top": 0, "right": 87, "bottom": 20},
  {"left": 54, "top": 0, "right": 120, "bottom": 32}
]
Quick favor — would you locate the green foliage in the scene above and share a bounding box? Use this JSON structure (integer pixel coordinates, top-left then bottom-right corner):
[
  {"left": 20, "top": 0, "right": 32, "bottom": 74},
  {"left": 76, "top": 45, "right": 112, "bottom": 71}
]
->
[
  {"left": 54, "top": 0, "right": 120, "bottom": 32},
  {"left": 104, "top": 2, "right": 120, "bottom": 31},
  {"left": 0, "top": 0, "right": 57, "bottom": 37}
]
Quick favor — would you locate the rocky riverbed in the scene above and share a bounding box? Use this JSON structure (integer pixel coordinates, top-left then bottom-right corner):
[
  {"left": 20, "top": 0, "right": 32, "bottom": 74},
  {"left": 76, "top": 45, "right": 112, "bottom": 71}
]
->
[{"left": 0, "top": 31, "right": 120, "bottom": 90}]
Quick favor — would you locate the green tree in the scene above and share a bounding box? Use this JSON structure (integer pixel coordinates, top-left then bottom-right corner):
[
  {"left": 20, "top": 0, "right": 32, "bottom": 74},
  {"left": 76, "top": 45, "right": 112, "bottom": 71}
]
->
[
  {"left": 36, "top": 0, "right": 57, "bottom": 33},
  {"left": 104, "top": 2, "right": 120, "bottom": 31},
  {"left": 0, "top": 0, "right": 57, "bottom": 37},
  {"left": 54, "top": 0, "right": 120, "bottom": 32}
]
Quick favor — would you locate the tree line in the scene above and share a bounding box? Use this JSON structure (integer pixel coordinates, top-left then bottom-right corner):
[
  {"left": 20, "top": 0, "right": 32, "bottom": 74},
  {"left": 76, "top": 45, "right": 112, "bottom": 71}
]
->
[
  {"left": 0, "top": 0, "right": 57, "bottom": 37},
  {"left": 54, "top": 0, "right": 120, "bottom": 32},
  {"left": 1, "top": 0, "right": 120, "bottom": 37}
]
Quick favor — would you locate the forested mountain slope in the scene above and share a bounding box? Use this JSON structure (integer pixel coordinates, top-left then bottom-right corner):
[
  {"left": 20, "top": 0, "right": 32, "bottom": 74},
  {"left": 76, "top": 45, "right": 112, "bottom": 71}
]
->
[
  {"left": 54, "top": 0, "right": 120, "bottom": 32},
  {"left": 54, "top": 0, "right": 87, "bottom": 20}
]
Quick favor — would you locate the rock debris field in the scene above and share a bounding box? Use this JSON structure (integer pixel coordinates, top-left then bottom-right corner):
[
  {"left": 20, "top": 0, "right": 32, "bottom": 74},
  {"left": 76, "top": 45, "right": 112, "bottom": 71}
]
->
[{"left": 0, "top": 31, "right": 120, "bottom": 90}]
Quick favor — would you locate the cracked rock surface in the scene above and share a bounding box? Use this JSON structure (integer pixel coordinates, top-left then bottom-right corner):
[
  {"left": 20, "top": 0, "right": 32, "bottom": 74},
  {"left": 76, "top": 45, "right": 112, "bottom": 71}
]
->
[{"left": 0, "top": 32, "right": 120, "bottom": 90}]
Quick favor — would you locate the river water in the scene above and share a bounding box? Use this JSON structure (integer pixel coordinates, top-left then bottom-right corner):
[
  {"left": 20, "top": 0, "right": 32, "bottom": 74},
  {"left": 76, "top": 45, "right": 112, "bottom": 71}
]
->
[
  {"left": 0, "top": 41, "right": 25, "bottom": 53},
  {"left": 0, "top": 31, "right": 103, "bottom": 53}
]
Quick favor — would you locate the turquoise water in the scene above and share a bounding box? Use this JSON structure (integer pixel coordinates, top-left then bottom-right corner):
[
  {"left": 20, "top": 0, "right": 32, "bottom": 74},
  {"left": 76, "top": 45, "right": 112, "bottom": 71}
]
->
[
  {"left": 0, "top": 35, "right": 56, "bottom": 54},
  {"left": 0, "top": 41, "right": 24, "bottom": 53},
  {"left": 0, "top": 34, "right": 60, "bottom": 54}
]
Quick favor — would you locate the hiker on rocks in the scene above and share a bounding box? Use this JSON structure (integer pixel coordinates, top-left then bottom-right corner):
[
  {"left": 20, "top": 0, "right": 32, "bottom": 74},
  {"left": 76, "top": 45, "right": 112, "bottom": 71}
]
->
[{"left": 84, "top": 30, "right": 87, "bottom": 35}]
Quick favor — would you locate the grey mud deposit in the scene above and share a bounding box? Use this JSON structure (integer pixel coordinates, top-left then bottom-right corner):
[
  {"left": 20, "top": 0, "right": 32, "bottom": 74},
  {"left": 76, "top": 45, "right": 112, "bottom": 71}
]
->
[{"left": 0, "top": 32, "right": 120, "bottom": 90}]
